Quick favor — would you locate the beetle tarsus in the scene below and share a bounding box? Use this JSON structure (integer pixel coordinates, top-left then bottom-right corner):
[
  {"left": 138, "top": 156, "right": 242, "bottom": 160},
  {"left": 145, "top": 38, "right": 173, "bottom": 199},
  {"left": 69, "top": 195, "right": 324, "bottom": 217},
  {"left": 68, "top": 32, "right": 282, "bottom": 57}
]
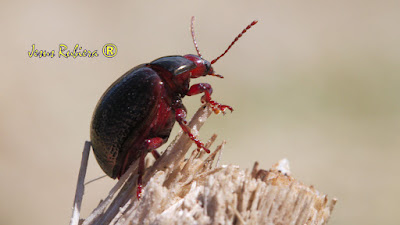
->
[
  {"left": 203, "top": 92, "right": 233, "bottom": 115},
  {"left": 208, "top": 100, "right": 233, "bottom": 115},
  {"left": 136, "top": 184, "right": 143, "bottom": 199}
]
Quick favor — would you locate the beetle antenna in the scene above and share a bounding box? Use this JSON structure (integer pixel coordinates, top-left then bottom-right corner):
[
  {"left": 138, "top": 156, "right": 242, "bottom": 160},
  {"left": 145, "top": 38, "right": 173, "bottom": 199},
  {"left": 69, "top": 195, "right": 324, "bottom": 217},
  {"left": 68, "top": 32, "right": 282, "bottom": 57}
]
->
[
  {"left": 211, "top": 20, "right": 258, "bottom": 64},
  {"left": 191, "top": 16, "right": 203, "bottom": 58}
]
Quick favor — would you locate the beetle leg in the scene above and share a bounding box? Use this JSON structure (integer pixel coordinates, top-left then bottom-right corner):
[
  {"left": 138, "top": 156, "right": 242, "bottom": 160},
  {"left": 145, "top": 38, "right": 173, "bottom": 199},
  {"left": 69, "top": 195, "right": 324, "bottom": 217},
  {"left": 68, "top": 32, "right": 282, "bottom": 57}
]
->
[
  {"left": 187, "top": 83, "right": 233, "bottom": 114},
  {"left": 136, "top": 137, "right": 164, "bottom": 199},
  {"left": 144, "top": 137, "right": 164, "bottom": 151},
  {"left": 175, "top": 108, "right": 211, "bottom": 153},
  {"left": 144, "top": 137, "right": 163, "bottom": 159},
  {"left": 136, "top": 150, "right": 146, "bottom": 200},
  {"left": 151, "top": 150, "right": 161, "bottom": 159}
]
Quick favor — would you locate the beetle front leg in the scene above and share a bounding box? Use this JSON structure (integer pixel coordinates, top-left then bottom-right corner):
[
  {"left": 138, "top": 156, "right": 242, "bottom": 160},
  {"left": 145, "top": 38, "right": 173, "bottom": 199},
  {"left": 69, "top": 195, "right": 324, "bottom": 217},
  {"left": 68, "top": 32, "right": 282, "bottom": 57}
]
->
[
  {"left": 187, "top": 83, "right": 233, "bottom": 114},
  {"left": 175, "top": 108, "right": 210, "bottom": 153}
]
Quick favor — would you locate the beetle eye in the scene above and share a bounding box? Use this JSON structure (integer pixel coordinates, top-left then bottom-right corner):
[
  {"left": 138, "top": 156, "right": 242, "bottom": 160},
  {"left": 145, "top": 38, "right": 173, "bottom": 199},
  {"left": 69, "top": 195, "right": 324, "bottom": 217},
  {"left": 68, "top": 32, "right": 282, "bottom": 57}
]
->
[{"left": 204, "top": 60, "right": 212, "bottom": 74}]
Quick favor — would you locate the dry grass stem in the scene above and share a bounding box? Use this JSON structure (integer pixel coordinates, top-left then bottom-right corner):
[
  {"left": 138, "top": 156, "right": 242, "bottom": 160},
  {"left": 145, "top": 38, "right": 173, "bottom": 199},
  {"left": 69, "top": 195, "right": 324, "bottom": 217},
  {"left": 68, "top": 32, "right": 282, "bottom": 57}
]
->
[{"left": 70, "top": 141, "right": 90, "bottom": 225}]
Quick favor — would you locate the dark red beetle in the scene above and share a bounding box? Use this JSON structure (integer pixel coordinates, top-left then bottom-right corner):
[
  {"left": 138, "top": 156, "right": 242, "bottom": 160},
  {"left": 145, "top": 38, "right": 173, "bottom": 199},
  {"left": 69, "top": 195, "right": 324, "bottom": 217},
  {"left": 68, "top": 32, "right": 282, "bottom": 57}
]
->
[{"left": 90, "top": 17, "right": 258, "bottom": 198}]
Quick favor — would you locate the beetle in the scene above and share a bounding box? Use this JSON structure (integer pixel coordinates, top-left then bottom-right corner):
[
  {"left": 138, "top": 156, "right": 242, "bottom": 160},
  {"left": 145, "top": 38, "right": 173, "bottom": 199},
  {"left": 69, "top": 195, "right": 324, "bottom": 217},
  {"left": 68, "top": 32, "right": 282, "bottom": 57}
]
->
[{"left": 90, "top": 17, "right": 258, "bottom": 198}]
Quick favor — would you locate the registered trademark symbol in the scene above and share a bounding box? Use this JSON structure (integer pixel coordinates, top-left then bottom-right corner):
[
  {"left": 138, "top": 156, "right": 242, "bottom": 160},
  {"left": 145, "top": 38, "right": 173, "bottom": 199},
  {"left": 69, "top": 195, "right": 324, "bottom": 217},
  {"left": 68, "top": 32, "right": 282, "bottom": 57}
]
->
[{"left": 102, "top": 43, "right": 118, "bottom": 58}]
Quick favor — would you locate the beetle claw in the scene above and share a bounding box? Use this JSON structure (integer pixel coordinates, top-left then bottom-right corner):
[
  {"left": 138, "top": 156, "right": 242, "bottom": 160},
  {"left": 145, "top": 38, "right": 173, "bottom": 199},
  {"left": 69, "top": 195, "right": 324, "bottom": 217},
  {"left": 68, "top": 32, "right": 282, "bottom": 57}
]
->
[
  {"left": 208, "top": 101, "right": 233, "bottom": 115},
  {"left": 136, "top": 184, "right": 143, "bottom": 200},
  {"left": 200, "top": 146, "right": 211, "bottom": 153}
]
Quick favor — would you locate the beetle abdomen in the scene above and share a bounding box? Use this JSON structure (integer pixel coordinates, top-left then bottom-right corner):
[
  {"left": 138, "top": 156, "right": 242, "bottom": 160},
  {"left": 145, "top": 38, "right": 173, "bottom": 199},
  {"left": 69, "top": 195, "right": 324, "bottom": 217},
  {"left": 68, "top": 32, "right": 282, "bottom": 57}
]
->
[{"left": 90, "top": 65, "right": 161, "bottom": 178}]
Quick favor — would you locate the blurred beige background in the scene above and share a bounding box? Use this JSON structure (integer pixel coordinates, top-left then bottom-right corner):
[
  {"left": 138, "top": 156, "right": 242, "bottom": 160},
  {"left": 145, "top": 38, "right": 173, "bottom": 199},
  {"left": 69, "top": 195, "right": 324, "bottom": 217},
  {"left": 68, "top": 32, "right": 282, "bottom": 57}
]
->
[{"left": 1, "top": 0, "right": 399, "bottom": 224}]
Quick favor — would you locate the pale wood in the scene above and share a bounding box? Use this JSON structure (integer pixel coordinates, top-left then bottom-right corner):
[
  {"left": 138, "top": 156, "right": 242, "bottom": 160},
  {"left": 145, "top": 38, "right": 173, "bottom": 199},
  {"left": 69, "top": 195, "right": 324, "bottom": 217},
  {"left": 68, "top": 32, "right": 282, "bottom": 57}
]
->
[{"left": 74, "top": 105, "right": 337, "bottom": 225}]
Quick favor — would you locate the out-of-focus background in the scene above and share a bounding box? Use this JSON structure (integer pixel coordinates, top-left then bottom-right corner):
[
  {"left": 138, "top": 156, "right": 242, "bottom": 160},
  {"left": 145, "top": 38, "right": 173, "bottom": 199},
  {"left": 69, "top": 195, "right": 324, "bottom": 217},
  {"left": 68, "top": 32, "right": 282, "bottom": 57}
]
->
[{"left": 1, "top": 0, "right": 399, "bottom": 224}]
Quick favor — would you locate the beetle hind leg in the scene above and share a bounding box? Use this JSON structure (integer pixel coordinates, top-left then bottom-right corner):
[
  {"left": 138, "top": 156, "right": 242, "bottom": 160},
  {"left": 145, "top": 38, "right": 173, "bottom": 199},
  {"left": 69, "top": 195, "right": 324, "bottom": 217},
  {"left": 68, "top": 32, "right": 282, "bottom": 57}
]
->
[
  {"left": 145, "top": 137, "right": 162, "bottom": 159},
  {"left": 151, "top": 150, "right": 161, "bottom": 159},
  {"left": 136, "top": 137, "right": 164, "bottom": 199},
  {"left": 136, "top": 151, "right": 146, "bottom": 199}
]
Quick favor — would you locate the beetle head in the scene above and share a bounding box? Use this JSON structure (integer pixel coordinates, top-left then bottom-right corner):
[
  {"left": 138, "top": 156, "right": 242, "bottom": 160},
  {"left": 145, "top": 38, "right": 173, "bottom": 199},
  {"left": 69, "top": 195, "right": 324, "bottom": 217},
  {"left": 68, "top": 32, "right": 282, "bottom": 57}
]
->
[{"left": 183, "top": 54, "right": 215, "bottom": 78}]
